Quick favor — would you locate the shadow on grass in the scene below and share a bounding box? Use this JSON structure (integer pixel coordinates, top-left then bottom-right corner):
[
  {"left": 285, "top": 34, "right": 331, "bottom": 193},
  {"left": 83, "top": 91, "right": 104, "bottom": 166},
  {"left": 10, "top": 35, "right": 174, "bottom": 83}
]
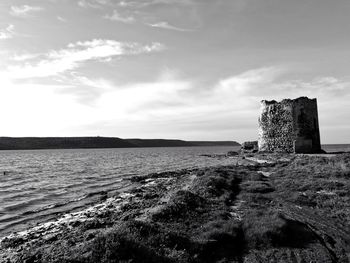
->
[{"left": 242, "top": 210, "right": 317, "bottom": 250}]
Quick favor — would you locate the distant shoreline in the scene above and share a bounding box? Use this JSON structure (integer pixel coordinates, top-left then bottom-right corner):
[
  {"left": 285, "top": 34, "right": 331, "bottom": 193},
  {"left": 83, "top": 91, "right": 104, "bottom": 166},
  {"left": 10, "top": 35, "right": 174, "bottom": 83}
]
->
[
  {"left": 0, "top": 137, "right": 240, "bottom": 151},
  {"left": 0, "top": 137, "right": 347, "bottom": 152}
]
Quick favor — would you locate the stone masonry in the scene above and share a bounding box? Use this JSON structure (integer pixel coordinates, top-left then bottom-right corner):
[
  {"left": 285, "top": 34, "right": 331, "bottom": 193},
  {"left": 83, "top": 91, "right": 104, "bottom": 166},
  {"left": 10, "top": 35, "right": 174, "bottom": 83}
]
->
[{"left": 258, "top": 97, "right": 321, "bottom": 153}]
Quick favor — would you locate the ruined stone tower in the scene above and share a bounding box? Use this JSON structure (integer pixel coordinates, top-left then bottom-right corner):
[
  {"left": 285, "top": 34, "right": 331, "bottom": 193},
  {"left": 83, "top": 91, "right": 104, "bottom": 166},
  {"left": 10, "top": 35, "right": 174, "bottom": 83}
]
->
[{"left": 258, "top": 97, "right": 321, "bottom": 153}]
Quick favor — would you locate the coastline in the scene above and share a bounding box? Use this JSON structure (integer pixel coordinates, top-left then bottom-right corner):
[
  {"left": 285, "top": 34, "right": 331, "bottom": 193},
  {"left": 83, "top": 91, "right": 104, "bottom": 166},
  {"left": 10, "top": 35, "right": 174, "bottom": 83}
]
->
[{"left": 1, "top": 153, "right": 350, "bottom": 262}]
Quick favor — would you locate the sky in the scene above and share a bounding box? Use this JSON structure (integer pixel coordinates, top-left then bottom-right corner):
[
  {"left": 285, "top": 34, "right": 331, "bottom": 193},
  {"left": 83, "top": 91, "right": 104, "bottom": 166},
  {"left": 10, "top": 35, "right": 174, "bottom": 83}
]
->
[{"left": 0, "top": 0, "right": 349, "bottom": 143}]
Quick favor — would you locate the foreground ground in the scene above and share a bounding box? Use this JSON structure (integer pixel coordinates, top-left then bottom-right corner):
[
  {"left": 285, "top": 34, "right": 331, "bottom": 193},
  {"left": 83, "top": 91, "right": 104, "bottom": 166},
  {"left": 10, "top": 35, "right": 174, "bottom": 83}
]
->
[{"left": 1, "top": 153, "right": 350, "bottom": 262}]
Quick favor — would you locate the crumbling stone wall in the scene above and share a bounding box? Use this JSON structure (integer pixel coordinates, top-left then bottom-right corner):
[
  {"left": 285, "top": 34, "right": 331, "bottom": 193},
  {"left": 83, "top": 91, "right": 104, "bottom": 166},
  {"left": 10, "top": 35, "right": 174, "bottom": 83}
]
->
[{"left": 258, "top": 97, "right": 321, "bottom": 153}]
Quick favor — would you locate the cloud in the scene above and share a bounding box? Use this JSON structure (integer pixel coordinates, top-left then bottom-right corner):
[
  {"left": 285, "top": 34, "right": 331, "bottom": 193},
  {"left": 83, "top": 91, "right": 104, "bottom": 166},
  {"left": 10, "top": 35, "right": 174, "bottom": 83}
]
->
[
  {"left": 57, "top": 16, "right": 67, "bottom": 22},
  {"left": 0, "top": 40, "right": 166, "bottom": 133},
  {"left": 0, "top": 79, "right": 96, "bottom": 136},
  {"left": 277, "top": 77, "right": 350, "bottom": 97},
  {"left": 149, "top": 0, "right": 195, "bottom": 5},
  {"left": 118, "top": 1, "right": 137, "bottom": 7},
  {"left": 217, "top": 67, "right": 284, "bottom": 97},
  {"left": 147, "top": 21, "right": 194, "bottom": 31},
  {"left": 1, "top": 63, "right": 349, "bottom": 141},
  {"left": 102, "top": 0, "right": 198, "bottom": 28},
  {"left": 118, "top": 0, "right": 195, "bottom": 7},
  {"left": 64, "top": 66, "right": 350, "bottom": 118},
  {"left": 11, "top": 53, "right": 40, "bottom": 61},
  {"left": 55, "top": 68, "right": 188, "bottom": 107},
  {"left": 62, "top": 68, "right": 261, "bottom": 139},
  {"left": 78, "top": 0, "right": 111, "bottom": 8},
  {"left": 10, "top": 5, "right": 43, "bottom": 17},
  {"left": 59, "top": 76, "right": 109, "bottom": 105},
  {"left": 6, "top": 39, "right": 165, "bottom": 79},
  {"left": 0, "top": 24, "right": 15, "bottom": 40},
  {"left": 104, "top": 10, "right": 135, "bottom": 23},
  {"left": 0, "top": 70, "right": 193, "bottom": 137},
  {"left": 217, "top": 67, "right": 350, "bottom": 101},
  {"left": 97, "top": 77, "right": 191, "bottom": 115}
]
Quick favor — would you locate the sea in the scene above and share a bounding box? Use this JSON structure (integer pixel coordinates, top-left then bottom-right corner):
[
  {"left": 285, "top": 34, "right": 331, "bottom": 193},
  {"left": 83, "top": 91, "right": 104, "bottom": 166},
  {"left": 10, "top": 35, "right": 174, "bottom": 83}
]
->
[{"left": 0, "top": 144, "right": 348, "bottom": 238}]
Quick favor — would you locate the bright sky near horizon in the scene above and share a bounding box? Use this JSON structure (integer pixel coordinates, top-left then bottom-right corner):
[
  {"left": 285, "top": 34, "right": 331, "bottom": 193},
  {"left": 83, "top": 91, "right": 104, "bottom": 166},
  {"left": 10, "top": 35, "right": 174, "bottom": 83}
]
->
[{"left": 0, "top": 0, "right": 349, "bottom": 143}]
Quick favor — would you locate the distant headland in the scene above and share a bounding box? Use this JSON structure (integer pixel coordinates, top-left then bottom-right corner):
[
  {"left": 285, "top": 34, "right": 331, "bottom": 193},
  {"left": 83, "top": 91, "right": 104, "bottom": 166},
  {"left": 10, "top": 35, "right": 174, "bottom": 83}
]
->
[{"left": 0, "top": 137, "right": 240, "bottom": 150}]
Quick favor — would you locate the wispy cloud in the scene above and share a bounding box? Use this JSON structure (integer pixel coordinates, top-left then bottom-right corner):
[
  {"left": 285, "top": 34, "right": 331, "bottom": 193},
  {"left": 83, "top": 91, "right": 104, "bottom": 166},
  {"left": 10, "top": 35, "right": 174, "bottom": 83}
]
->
[
  {"left": 103, "top": 0, "right": 198, "bottom": 26},
  {"left": 5, "top": 39, "right": 165, "bottom": 79},
  {"left": 216, "top": 67, "right": 350, "bottom": 102},
  {"left": 104, "top": 10, "right": 135, "bottom": 23},
  {"left": 147, "top": 0, "right": 195, "bottom": 5},
  {"left": 217, "top": 67, "right": 284, "bottom": 97},
  {"left": 11, "top": 53, "right": 40, "bottom": 61},
  {"left": 274, "top": 77, "right": 350, "bottom": 98},
  {"left": 118, "top": 0, "right": 194, "bottom": 8},
  {"left": 78, "top": 0, "right": 111, "bottom": 8},
  {"left": 118, "top": 1, "right": 137, "bottom": 7},
  {"left": 0, "top": 24, "right": 15, "bottom": 40},
  {"left": 94, "top": 70, "right": 192, "bottom": 114},
  {"left": 57, "top": 16, "right": 67, "bottom": 22},
  {"left": 57, "top": 74, "right": 114, "bottom": 105},
  {"left": 147, "top": 21, "right": 194, "bottom": 31},
  {"left": 10, "top": 5, "right": 44, "bottom": 17},
  {"left": 58, "top": 65, "right": 350, "bottom": 115}
]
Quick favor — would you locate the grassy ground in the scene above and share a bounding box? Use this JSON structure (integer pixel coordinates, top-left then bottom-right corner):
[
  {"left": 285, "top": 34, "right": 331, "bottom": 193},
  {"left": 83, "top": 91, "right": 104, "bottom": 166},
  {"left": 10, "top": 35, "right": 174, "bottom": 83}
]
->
[{"left": 1, "top": 153, "right": 350, "bottom": 262}]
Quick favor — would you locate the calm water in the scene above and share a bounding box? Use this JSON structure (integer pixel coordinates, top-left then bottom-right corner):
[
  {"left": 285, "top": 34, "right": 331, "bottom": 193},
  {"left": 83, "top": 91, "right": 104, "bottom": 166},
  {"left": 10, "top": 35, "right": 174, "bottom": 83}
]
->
[{"left": 0, "top": 146, "right": 239, "bottom": 237}]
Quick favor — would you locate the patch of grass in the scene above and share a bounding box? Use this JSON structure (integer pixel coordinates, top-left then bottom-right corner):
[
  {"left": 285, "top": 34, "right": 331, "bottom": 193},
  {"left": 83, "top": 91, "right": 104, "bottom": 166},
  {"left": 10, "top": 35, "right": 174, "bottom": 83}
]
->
[
  {"left": 121, "top": 220, "right": 193, "bottom": 252},
  {"left": 89, "top": 226, "right": 172, "bottom": 263},
  {"left": 287, "top": 154, "right": 350, "bottom": 178},
  {"left": 207, "top": 177, "right": 228, "bottom": 196},
  {"left": 193, "top": 219, "right": 245, "bottom": 262},
  {"left": 241, "top": 181, "right": 275, "bottom": 193},
  {"left": 191, "top": 167, "right": 243, "bottom": 204},
  {"left": 88, "top": 220, "right": 197, "bottom": 263},
  {"left": 151, "top": 190, "right": 206, "bottom": 221},
  {"left": 242, "top": 210, "right": 316, "bottom": 249},
  {"left": 271, "top": 154, "right": 350, "bottom": 226}
]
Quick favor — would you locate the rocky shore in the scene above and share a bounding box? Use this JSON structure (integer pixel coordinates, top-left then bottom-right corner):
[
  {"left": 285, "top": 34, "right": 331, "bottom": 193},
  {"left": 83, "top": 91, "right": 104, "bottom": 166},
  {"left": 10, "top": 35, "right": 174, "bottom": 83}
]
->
[{"left": 1, "top": 153, "right": 350, "bottom": 262}]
